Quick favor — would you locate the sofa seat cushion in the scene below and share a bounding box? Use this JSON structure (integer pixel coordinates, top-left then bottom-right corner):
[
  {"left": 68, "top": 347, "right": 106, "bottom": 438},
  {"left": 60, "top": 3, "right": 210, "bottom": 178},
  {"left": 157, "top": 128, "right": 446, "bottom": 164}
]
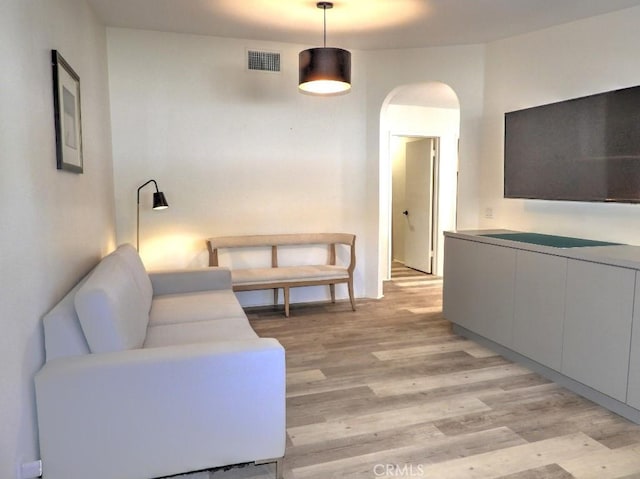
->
[
  {"left": 149, "top": 289, "right": 246, "bottom": 326},
  {"left": 144, "top": 317, "right": 258, "bottom": 348},
  {"left": 232, "top": 265, "right": 348, "bottom": 286}
]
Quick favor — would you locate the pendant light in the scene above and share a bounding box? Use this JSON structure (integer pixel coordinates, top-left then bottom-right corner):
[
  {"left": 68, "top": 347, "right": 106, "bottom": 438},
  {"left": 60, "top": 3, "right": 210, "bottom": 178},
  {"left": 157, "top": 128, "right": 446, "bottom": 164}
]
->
[{"left": 299, "top": 2, "right": 351, "bottom": 95}]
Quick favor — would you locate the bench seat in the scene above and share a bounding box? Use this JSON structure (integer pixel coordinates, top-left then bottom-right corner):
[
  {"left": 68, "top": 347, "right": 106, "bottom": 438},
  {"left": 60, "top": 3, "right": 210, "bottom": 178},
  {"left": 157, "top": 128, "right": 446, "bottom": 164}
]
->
[
  {"left": 232, "top": 265, "right": 349, "bottom": 286},
  {"left": 207, "top": 233, "right": 356, "bottom": 317}
]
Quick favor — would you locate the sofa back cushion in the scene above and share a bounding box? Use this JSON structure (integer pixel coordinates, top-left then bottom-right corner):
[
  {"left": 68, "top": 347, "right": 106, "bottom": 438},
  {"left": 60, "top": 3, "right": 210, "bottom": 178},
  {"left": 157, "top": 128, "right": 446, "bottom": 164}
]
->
[
  {"left": 43, "top": 274, "right": 91, "bottom": 361},
  {"left": 74, "top": 249, "right": 151, "bottom": 353},
  {"left": 113, "top": 243, "right": 153, "bottom": 312}
]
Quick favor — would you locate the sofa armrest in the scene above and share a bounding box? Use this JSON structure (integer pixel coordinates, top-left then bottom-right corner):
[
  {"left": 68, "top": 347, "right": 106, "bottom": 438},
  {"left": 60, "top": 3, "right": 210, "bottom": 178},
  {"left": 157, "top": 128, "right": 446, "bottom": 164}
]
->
[
  {"left": 149, "top": 267, "right": 232, "bottom": 295},
  {"left": 35, "top": 339, "right": 285, "bottom": 479}
]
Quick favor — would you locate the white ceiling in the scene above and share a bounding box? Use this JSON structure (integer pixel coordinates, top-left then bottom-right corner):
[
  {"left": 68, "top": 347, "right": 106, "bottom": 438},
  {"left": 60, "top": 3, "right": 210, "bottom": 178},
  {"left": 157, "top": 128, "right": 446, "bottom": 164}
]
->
[{"left": 86, "top": 0, "right": 640, "bottom": 50}]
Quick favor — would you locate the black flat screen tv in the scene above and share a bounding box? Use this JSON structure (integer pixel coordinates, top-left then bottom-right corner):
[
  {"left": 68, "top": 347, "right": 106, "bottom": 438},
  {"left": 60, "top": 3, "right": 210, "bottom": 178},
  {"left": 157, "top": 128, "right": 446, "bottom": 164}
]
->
[{"left": 504, "top": 85, "right": 640, "bottom": 203}]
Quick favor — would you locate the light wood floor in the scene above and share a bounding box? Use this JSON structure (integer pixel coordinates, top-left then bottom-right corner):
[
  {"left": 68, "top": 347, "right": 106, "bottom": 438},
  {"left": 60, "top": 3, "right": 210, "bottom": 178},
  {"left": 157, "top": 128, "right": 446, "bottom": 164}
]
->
[{"left": 184, "top": 264, "right": 640, "bottom": 479}]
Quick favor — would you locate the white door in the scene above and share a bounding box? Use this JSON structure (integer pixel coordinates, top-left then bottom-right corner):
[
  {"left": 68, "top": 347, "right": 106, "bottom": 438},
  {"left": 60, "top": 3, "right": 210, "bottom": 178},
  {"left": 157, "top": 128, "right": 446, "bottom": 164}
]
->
[{"left": 403, "top": 138, "right": 436, "bottom": 273}]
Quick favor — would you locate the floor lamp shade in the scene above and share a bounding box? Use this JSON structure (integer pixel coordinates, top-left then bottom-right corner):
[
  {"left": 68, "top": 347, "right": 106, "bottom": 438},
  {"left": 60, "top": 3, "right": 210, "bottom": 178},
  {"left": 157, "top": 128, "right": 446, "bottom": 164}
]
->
[
  {"left": 153, "top": 192, "right": 168, "bottom": 210},
  {"left": 299, "top": 47, "right": 351, "bottom": 94}
]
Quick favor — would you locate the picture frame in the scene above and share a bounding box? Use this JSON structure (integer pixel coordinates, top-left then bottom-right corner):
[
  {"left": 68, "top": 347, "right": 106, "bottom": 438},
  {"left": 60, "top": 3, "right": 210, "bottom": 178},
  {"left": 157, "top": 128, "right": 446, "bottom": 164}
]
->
[{"left": 52, "top": 50, "right": 83, "bottom": 173}]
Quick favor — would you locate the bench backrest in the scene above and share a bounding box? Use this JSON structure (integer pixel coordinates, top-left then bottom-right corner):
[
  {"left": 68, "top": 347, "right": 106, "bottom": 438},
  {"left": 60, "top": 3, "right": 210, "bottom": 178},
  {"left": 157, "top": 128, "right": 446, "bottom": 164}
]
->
[{"left": 207, "top": 233, "right": 355, "bottom": 272}]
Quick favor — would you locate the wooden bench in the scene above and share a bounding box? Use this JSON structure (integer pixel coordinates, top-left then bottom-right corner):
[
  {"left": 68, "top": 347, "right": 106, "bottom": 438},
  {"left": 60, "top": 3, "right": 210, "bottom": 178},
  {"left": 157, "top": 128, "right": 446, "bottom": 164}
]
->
[{"left": 206, "top": 233, "right": 356, "bottom": 317}]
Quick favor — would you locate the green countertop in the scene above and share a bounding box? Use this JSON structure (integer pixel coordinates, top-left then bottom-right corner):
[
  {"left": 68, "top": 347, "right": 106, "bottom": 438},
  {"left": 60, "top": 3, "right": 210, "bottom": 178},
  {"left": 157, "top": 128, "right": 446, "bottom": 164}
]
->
[{"left": 480, "top": 232, "right": 622, "bottom": 248}]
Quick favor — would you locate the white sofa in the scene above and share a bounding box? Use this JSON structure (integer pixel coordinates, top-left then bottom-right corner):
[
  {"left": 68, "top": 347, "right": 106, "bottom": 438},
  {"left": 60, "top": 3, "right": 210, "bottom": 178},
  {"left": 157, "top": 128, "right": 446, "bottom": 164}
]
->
[{"left": 35, "top": 244, "right": 286, "bottom": 479}]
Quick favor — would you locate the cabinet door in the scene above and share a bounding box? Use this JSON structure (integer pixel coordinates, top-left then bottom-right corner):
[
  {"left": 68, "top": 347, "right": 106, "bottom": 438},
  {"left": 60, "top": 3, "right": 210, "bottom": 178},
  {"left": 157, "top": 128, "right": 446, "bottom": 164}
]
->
[
  {"left": 626, "top": 272, "right": 640, "bottom": 409},
  {"left": 562, "top": 259, "right": 635, "bottom": 402},
  {"left": 443, "top": 237, "right": 516, "bottom": 347},
  {"left": 513, "top": 251, "right": 567, "bottom": 371},
  {"left": 443, "top": 237, "right": 477, "bottom": 331}
]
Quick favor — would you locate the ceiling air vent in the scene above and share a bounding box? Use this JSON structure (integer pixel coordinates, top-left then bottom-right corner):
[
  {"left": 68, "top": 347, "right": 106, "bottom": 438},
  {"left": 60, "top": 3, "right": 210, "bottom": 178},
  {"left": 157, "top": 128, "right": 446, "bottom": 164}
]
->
[{"left": 247, "top": 50, "right": 281, "bottom": 73}]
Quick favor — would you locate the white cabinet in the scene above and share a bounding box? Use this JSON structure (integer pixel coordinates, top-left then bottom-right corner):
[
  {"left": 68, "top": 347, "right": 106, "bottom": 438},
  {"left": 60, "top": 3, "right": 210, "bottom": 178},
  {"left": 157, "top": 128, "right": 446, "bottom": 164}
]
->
[
  {"left": 561, "top": 259, "right": 634, "bottom": 402},
  {"left": 443, "top": 237, "right": 516, "bottom": 347},
  {"left": 443, "top": 237, "right": 478, "bottom": 332},
  {"left": 444, "top": 232, "right": 640, "bottom": 415},
  {"left": 512, "top": 251, "right": 567, "bottom": 371},
  {"left": 473, "top": 242, "right": 516, "bottom": 347},
  {"left": 627, "top": 272, "right": 640, "bottom": 408}
]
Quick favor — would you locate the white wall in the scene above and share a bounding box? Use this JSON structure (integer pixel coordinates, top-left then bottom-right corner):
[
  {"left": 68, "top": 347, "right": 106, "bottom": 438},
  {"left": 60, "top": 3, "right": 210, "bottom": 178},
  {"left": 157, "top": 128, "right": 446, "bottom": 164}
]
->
[
  {"left": 480, "top": 6, "right": 640, "bottom": 242},
  {"left": 107, "top": 28, "right": 368, "bottom": 306},
  {"left": 0, "top": 1, "right": 114, "bottom": 477},
  {"left": 364, "top": 46, "right": 485, "bottom": 296},
  {"left": 107, "top": 29, "right": 485, "bottom": 301}
]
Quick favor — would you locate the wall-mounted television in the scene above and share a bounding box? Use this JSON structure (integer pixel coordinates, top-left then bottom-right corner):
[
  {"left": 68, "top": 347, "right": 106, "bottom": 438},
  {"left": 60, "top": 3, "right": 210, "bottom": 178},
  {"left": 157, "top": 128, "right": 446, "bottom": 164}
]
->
[{"left": 504, "top": 85, "right": 640, "bottom": 203}]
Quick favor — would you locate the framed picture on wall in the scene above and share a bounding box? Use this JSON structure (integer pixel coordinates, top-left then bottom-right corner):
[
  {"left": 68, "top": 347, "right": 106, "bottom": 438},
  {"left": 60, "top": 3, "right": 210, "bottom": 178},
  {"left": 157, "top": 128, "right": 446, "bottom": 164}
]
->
[{"left": 52, "top": 50, "right": 83, "bottom": 173}]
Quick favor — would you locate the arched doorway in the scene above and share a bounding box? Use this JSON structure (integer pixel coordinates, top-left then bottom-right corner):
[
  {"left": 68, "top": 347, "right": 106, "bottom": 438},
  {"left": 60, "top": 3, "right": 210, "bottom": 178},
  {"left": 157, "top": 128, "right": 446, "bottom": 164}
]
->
[{"left": 379, "top": 82, "right": 460, "bottom": 284}]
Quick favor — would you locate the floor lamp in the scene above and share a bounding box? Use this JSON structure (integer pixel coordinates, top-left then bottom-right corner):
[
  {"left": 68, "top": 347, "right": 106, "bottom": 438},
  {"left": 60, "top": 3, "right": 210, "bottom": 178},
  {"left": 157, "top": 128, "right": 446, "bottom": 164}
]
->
[{"left": 137, "top": 179, "right": 169, "bottom": 251}]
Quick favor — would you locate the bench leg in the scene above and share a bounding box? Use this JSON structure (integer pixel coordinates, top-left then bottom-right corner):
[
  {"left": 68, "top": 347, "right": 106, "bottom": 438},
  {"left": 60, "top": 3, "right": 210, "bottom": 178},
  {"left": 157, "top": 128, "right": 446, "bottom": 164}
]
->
[
  {"left": 329, "top": 284, "right": 336, "bottom": 303},
  {"left": 348, "top": 278, "right": 356, "bottom": 311},
  {"left": 284, "top": 287, "right": 290, "bottom": 318},
  {"left": 273, "top": 288, "right": 279, "bottom": 306}
]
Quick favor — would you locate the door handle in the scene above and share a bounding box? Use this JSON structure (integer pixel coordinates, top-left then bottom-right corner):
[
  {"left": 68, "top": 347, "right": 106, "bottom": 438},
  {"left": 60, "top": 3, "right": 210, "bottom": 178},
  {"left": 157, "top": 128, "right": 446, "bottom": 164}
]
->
[{"left": 403, "top": 210, "right": 409, "bottom": 216}]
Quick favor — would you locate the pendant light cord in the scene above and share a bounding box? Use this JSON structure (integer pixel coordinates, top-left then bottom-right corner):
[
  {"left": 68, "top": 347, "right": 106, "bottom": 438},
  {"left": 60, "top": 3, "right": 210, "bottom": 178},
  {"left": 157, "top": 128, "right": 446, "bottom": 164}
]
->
[
  {"left": 323, "top": 4, "right": 327, "bottom": 47},
  {"left": 317, "top": 2, "right": 332, "bottom": 47}
]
